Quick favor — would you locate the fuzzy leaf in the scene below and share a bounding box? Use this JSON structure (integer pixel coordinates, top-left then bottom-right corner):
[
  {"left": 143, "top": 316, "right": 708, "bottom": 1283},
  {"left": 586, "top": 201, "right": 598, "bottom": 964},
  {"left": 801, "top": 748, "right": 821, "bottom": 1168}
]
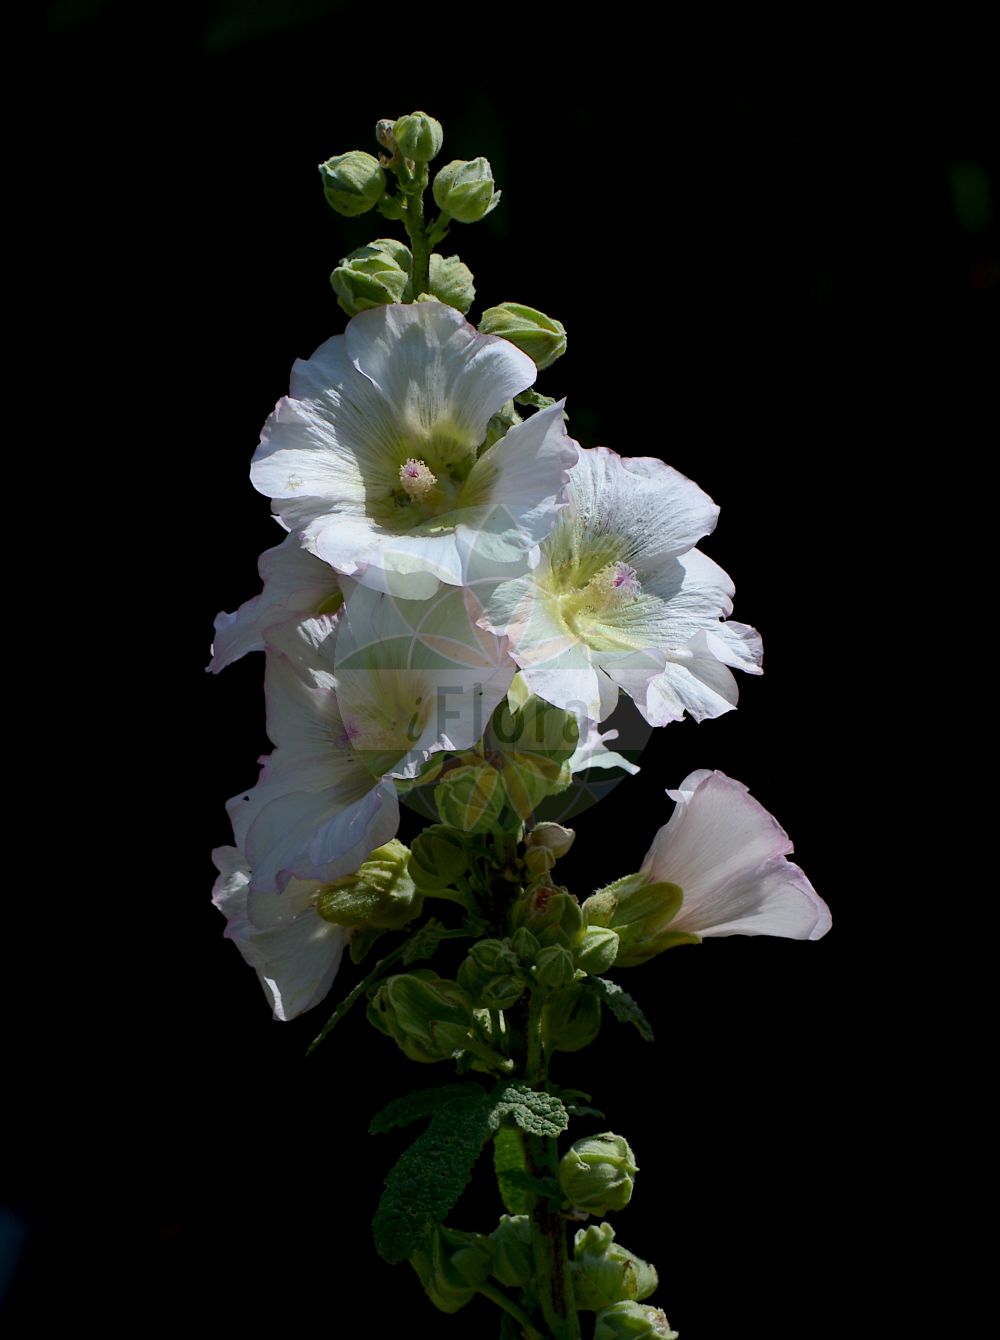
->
[
  {"left": 371, "top": 1083, "right": 494, "bottom": 1263},
  {"left": 489, "top": 1082, "right": 569, "bottom": 1138},
  {"left": 369, "top": 1084, "right": 480, "bottom": 1135},
  {"left": 497, "top": 1168, "right": 560, "bottom": 1201},
  {"left": 586, "top": 977, "right": 655, "bottom": 1043}
]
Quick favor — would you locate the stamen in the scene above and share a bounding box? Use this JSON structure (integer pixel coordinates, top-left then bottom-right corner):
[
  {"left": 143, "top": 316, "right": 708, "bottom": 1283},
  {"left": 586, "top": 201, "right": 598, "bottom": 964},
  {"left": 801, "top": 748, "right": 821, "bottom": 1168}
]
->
[
  {"left": 579, "top": 561, "right": 641, "bottom": 610},
  {"left": 398, "top": 458, "right": 438, "bottom": 501}
]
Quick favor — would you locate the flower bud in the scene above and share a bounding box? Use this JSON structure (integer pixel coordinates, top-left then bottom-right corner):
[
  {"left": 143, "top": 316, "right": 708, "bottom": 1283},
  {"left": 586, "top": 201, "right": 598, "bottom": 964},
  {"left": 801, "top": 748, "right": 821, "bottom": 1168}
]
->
[
  {"left": 558, "top": 1134, "right": 638, "bottom": 1216},
  {"left": 479, "top": 303, "right": 567, "bottom": 371},
  {"left": 510, "top": 926, "right": 540, "bottom": 964},
  {"left": 375, "top": 119, "right": 397, "bottom": 152},
  {"left": 573, "top": 1223, "right": 658, "bottom": 1312},
  {"left": 489, "top": 1214, "right": 533, "bottom": 1288},
  {"left": 316, "top": 840, "right": 421, "bottom": 930},
  {"left": 367, "top": 971, "right": 474, "bottom": 1064},
  {"left": 594, "top": 1303, "right": 679, "bottom": 1338},
  {"left": 514, "top": 886, "right": 584, "bottom": 947},
  {"left": 318, "top": 150, "right": 386, "bottom": 217},
  {"left": 458, "top": 939, "right": 526, "bottom": 1010},
  {"left": 427, "top": 254, "right": 475, "bottom": 313},
  {"left": 410, "top": 1226, "right": 493, "bottom": 1313},
  {"left": 574, "top": 925, "right": 621, "bottom": 976},
  {"left": 542, "top": 983, "right": 602, "bottom": 1053},
  {"left": 436, "top": 762, "right": 506, "bottom": 834},
  {"left": 394, "top": 110, "right": 444, "bottom": 163},
  {"left": 527, "top": 823, "right": 576, "bottom": 860},
  {"left": 533, "top": 943, "right": 577, "bottom": 992},
  {"left": 330, "top": 238, "right": 411, "bottom": 316},
  {"left": 432, "top": 157, "right": 500, "bottom": 222},
  {"left": 524, "top": 845, "right": 556, "bottom": 878},
  {"left": 409, "top": 825, "right": 471, "bottom": 891},
  {"left": 583, "top": 876, "right": 688, "bottom": 967}
]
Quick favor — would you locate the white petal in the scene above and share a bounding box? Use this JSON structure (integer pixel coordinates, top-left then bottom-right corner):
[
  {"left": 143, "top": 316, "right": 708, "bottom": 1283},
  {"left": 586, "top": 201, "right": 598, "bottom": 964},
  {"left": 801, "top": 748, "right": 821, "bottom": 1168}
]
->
[
  {"left": 641, "top": 771, "right": 794, "bottom": 904},
  {"left": 670, "top": 858, "right": 832, "bottom": 940},
  {"left": 211, "top": 849, "right": 347, "bottom": 1020},
  {"left": 346, "top": 302, "right": 535, "bottom": 451}
]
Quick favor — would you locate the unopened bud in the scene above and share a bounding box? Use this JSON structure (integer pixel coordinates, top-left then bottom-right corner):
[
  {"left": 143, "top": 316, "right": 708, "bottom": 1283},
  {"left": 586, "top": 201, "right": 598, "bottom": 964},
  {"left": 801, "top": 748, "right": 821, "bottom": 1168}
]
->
[
  {"left": 574, "top": 925, "right": 620, "bottom": 975},
  {"left": 367, "top": 971, "right": 473, "bottom": 1064},
  {"left": 410, "top": 1226, "right": 493, "bottom": 1313},
  {"left": 583, "top": 875, "right": 691, "bottom": 966},
  {"left": 433, "top": 157, "right": 500, "bottom": 223},
  {"left": 542, "top": 982, "right": 602, "bottom": 1053},
  {"left": 573, "top": 1222, "right": 658, "bottom": 1312},
  {"left": 394, "top": 110, "right": 444, "bottom": 163},
  {"left": 533, "top": 943, "right": 577, "bottom": 992},
  {"left": 427, "top": 254, "right": 475, "bottom": 313},
  {"left": 330, "top": 238, "right": 411, "bottom": 316},
  {"left": 489, "top": 1214, "right": 533, "bottom": 1288},
  {"left": 479, "top": 303, "right": 567, "bottom": 371},
  {"left": 594, "top": 1302, "right": 678, "bottom": 1338},
  {"left": 436, "top": 762, "right": 506, "bottom": 834},
  {"left": 409, "top": 825, "right": 471, "bottom": 891},
  {"left": 559, "top": 1134, "right": 638, "bottom": 1216},
  {"left": 319, "top": 150, "right": 386, "bottom": 217}
]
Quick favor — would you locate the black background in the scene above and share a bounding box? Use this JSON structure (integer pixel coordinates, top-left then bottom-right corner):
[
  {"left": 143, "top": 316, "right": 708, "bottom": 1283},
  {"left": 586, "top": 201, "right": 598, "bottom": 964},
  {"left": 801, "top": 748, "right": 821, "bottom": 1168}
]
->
[{"left": 17, "top": 5, "right": 995, "bottom": 1334}]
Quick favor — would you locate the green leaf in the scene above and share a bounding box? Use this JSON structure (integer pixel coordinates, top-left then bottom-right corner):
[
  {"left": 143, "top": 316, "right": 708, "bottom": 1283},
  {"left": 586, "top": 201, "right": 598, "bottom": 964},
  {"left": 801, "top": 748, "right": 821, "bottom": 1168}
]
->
[
  {"left": 489, "top": 1082, "right": 569, "bottom": 1138},
  {"left": 369, "top": 1083, "right": 481, "bottom": 1135},
  {"left": 566, "top": 1103, "right": 605, "bottom": 1121},
  {"left": 514, "top": 389, "right": 557, "bottom": 410},
  {"left": 371, "top": 1083, "right": 495, "bottom": 1263},
  {"left": 497, "top": 1168, "right": 560, "bottom": 1201},
  {"left": 586, "top": 977, "right": 655, "bottom": 1043},
  {"left": 493, "top": 1126, "right": 529, "bottom": 1215}
]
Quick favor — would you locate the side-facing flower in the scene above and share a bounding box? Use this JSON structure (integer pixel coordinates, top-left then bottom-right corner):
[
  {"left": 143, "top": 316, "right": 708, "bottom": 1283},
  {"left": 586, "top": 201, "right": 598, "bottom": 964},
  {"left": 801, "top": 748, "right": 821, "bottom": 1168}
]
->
[
  {"left": 483, "top": 445, "right": 762, "bottom": 725},
  {"left": 207, "top": 532, "right": 342, "bottom": 673},
  {"left": 226, "top": 578, "right": 514, "bottom": 894},
  {"left": 249, "top": 301, "right": 578, "bottom": 598},
  {"left": 585, "top": 770, "right": 831, "bottom": 957},
  {"left": 211, "top": 846, "right": 347, "bottom": 1021}
]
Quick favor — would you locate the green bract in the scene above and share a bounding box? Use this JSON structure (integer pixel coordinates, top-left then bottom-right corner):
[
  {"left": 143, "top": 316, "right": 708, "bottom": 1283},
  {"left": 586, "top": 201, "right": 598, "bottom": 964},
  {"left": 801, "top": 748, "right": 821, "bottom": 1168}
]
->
[
  {"left": 426, "top": 253, "right": 475, "bottom": 312},
  {"left": 573, "top": 1222, "right": 658, "bottom": 1312},
  {"left": 433, "top": 157, "right": 500, "bottom": 222},
  {"left": 318, "top": 150, "right": 386, "bottom": 216},
  {"left": 584, "top": 875, "right": 696, "bottom": 966},
  {"left": 316, "top": 840, "right": 421, "bottom": 930},
  {"left": 410, "top": 1225, "right": 493, "bottom": 1313},
  {"left": 594, "top": 1302, "right": 679, "bottom": 1338},
  {"left": 367, "top": 971, "right": 474, "bottom": 1063},
  {"left": 489, "top": 1213, "right": 533, "bottom": 1288}
]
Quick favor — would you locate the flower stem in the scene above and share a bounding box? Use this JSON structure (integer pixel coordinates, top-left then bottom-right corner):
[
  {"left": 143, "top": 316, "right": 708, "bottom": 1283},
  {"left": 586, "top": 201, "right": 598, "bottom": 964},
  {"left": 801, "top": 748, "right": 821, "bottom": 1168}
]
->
[
  {"left": 523, "top": 990, "right": 581, "bottom": 1340},
  {"left": 477, "top": 1281, "right": 545, "bottom": 1340},
  {"left": 399, "top": 162, "right": 431, "bottom": 299}
]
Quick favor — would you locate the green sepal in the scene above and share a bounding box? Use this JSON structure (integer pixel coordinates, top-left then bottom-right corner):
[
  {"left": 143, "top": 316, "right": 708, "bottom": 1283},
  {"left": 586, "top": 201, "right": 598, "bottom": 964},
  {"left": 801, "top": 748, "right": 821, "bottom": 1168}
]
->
[
  {"left": 409, "top": 825, "right": 473, "bottom": 892},
  {"left": 410, "top": 1225, "right": 493, "bottom": 1313},
  {"left": 542, "top": 983, "right": 603, "bottom": 1053},
  {"left": 585, "top": 977, "right": 655, "bottom": 1042},
  {"left": 514, "top": 389, "right": 558, "bottom": 410}
]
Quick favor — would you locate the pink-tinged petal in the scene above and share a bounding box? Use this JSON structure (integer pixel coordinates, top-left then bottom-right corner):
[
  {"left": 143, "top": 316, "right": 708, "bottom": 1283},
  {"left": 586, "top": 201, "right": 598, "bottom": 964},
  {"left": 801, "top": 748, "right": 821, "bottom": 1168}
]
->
[
  {"left": 641, "top": 771, "right": 794, "bottom": 904},
  {"left": 640, "top": 771, "right": 831, "bottom": 941}
]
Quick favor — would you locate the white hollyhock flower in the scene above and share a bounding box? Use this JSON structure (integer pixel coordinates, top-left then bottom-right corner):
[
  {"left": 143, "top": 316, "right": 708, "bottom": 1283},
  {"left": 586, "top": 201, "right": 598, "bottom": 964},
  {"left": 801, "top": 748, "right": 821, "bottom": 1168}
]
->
[
  {"left": 482, "top": 446, "right": 762, "bottom": 725},
  {"left": 211, "top": 846, "right": 346, "bottom": 1021},
  {"left": 227, "top": 581, "right": 513, "bottom": 893},
  {"left": 207, "top": 532, "right": 342, "bottom": 673},
  {"left": 642, "top": 770, "right": 831, "bottom": 940},
  {"left": 250, "top": 301, "right": 578, "bottom": 598}
]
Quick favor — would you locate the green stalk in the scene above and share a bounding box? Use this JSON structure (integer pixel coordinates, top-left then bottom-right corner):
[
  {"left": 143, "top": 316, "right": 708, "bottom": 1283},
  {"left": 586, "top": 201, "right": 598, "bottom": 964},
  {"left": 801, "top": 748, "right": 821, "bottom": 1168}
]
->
[
  {"left": 523, "top": 990, "right": 581, "bottom": 1340},
  {"left": 397, "top": 160, "right": 431, "bottom": 299},
  {"left": 477, "top": 1281, "right": 545, "bottom": 1340}
]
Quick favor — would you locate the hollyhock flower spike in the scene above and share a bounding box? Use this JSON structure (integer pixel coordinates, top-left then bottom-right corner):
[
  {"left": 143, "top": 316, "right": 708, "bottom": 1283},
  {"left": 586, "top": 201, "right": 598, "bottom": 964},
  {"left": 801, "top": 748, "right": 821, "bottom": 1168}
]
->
[
  {"left": 250, "top": 301, "right": 579, "bottom": 599},
  {"left": 483, "top": 445, "right": 762, "bottom": 726}
]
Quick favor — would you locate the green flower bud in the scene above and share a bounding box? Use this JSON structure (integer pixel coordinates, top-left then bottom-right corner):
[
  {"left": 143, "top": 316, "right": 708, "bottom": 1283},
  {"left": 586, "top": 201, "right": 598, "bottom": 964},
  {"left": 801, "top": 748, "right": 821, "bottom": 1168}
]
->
[
  {"left": 436, "top": 762, "right": 506, "bottom": 834},
  {"left": 574, "top": 925, "right": 621, "bottom": 976},
  {"left": 510, "top": 926, "right": 540, "bottom": 964},
  {"left": 409, "top": 825, "right": 472, "bottom": 891},
  {"left": 330, "top": 238, "right": 411, "bottom": 317},
  {"left": 542, "top": 983, "right": 602, "bottom": 1053},
  {"left": 527, "top": 823, "right": 576, "bottom": 860},
  {"left": 367, "top": 971, "right": 473, "bottom": 1064},
  {"left": 533, "top": 943, "right": 577, "bottom": 992},
  {"left": 559, "top": 1134, "right": 638, "bottom": 1216},
  {"left": 489, "top": 1214, "right": 533, "bottom": 1288},
  {"left": 493, "top": 696, "right": 579, "bottom": 766},
  {"left": 318, "top": 150, "right": 386, "bottom": 217},
  {"left": 573, "top": 1223, "right": 658, "bottom": 1312},
  {"left": 433, "top": 157, "right": 500, "bottom": 223},
  {"left": 427, "top": 254, "right": 475, "bottom": 313},
  {"left": 594, "top": 1303, "right": 678, "bottom": 1339},
  {"left": 375, "top": 119, "right": 397, "bottom": 152},
  {"left": 394, "top": 110, "right": 444, "bottom": 163},
  {"left": 479, "top": 303, "right": 567, "bottom": 371},
  {"left": 514, "top": 886, "right": 584, "bottom": 946},
  {"left": 316, "top": 840, "right": 421, "bottom": 930},
  {"left": 583, "top": 876, "right": 693, "bottom": 967},
  {"left": 410, "top": 1226, "right": 493, "bottom": 1313},
  {"left": 524, "top": 845, "right": 556, "bottom": 878},
  {"left": 458, "top": 939, "right": 526, "bottom": 1010}
]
